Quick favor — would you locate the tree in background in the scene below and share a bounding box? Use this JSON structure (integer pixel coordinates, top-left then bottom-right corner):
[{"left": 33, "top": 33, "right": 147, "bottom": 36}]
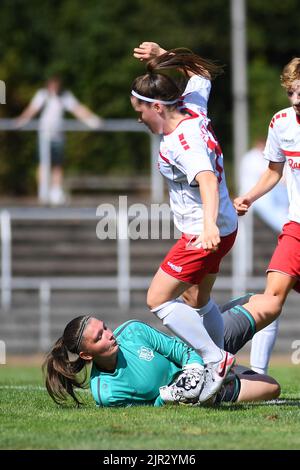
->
[{"left": 0, "top": 0, "right": 298, "bottom": 195}]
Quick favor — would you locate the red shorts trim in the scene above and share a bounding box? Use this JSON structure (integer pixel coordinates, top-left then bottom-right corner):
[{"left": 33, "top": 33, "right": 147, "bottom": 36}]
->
[
  {"left": 160, "top": 229, "right": 237, "bottom": 285},
  {"left": 268, "top": 221, "right": 300, "bottom": 293}
]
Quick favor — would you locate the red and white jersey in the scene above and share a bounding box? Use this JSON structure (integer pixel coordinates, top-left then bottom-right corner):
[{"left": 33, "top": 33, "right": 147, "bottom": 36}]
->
[
  {"left": 158, "top": 76, "right": 237, "bottom": 236},
  {"left": 178, "top": 75, "right": 211, "bottom": 116},
  {"left": 264, "top": 106, "right": 300, "bottom": 223}
]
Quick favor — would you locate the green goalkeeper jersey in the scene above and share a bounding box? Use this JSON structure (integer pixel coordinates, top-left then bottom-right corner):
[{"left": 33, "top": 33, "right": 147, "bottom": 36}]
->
[{"left": 90, "top": 320, "right": 204, "bottom": 407}]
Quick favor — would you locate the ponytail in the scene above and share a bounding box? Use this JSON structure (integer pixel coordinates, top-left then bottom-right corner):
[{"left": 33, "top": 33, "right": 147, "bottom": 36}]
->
[
  {"left": 147, "top": 48, "right": 224, "bottom": 81},
  {"left": 132, "top": 48, "right": 224, "bottom": 105},
  {"left": 43, "top": 316, "right": 90, "bottom": 406}
]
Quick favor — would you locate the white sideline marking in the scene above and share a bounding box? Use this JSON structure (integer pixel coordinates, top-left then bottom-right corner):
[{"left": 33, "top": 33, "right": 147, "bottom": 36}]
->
[
  {"left": 0, "top": 384, "right": 90, "bottom": 393},
  {"left": 263, "top": 399, "right": 297, "bottom": 405},
  {"left": 0, "top": 385, "right": 45, "bottom": 391}
]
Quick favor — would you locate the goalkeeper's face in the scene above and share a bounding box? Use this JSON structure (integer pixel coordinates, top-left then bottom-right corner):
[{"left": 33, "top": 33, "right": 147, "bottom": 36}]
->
[{"left": 80, "top": 318, "right": 119, "bottom": 363}]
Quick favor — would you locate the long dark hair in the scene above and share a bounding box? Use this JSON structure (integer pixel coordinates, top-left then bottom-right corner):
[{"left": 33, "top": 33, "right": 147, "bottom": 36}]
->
[
  {"left": 132, "top": 48, "right": 224, "bottom": 106},
  {"left": 43, "top": 315, "right": 90, "bottom": 406}
]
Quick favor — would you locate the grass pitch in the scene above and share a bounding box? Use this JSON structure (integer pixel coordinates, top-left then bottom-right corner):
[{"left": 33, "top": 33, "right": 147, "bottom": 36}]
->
[{"left": 0, "top": 363, "right": 299, "bottom": 450}]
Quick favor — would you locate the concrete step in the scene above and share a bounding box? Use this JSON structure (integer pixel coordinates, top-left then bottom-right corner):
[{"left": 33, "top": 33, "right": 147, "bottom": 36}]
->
[
  {"left": 12, "top": 264, "right": 116, "bottom": 275},
  {"left": 7, "top": 215, "right": 273, "bottom": 283},
  {"left": 3, "top": 286, "right": 299, "bottom": 311},
  {"left": 2, "top": 321, "right": 298, "bottom": 355},
  {"left": 11, "top": 244, "right": 116, "bottom": 256},
  {"left": 12, "top": 259, "right": 233, "bottom": 277},
  {"left": 1, "top": 210, "right": 297, "bottom": 355}
]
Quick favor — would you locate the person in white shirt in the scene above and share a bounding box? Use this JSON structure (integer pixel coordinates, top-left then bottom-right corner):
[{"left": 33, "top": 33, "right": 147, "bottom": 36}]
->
[
  {"left": 130, "top": 42, "right": 238, "bottom": 402},
  {"left": 234, "top": 58, "right": 300, "bottom": 358},
  {"left": 15, "top": 76, "right": 102, "bottom": 205},
  {"left": 239, "top": 138, "right": 289, "bottom": 375}
]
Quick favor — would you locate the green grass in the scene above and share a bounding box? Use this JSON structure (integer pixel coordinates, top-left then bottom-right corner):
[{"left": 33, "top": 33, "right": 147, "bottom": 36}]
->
[{"left": 0, "top": 364, "right": 299, "bottom": 450}]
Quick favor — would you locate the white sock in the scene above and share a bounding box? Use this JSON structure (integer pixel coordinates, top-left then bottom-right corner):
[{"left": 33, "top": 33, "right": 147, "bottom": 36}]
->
[
  {"left": 151, "top": 298, "right": 223, "bottom": 364},
  {"left": 194, "top": 299, "right": 224, "bottom": 349},
  {"left": 250, "top": 319, "right": 279, "bottom": 374}
]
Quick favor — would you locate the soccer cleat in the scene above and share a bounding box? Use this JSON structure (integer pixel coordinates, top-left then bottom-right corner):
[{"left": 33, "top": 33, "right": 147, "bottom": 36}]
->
[
  {"left": 159, "top": 364, "right": 205, "bottom": 404},
  {"left": 159, "top": 383, "right": 181, "bottom": 403},
  {"left": 197, "top": 351, "right": 236, "bottom": 403}
]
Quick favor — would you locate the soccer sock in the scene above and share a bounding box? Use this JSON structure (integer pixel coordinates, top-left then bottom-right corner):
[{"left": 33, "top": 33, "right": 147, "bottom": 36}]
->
[
  {"left": 250, "top": 319, "right": 279, "bottom": 374},
  {"left": 194, "top": 299, "right": 224, "bottom": 349},
  {"left": 219, "top": 293, "right": 254, "bottom": 313},
  {"left": 151, "top": 299, "right": 223, "bottom": 364},
  {"left": 215, "top": 375, "right": 241, "bottom": 404}
]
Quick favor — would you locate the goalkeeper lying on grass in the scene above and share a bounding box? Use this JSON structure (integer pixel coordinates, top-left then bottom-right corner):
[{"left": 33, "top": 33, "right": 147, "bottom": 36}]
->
[{"left": 44, "top": 296, "right": 280, "bottom": 407}]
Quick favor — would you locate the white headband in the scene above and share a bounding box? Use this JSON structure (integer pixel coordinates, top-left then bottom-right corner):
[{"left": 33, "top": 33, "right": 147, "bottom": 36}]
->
[{"left": 131, "top": 90, "right": 178, "bottom": 105}]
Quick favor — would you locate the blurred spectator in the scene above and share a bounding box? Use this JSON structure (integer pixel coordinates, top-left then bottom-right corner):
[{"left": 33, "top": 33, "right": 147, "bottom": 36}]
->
[
  {"left": 15, "top": 76, "right": 102, "bottom": 205},
  {"left": 239, "top": 137, "right": 289, "bottom": 232}
]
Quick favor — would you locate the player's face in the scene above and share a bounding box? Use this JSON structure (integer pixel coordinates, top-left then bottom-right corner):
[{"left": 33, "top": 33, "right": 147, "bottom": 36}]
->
[
  {"left": 81, "top": 318, "right": 119, "bottom": 360},
  {"left": 131, "top": 96, "right": 163, "bottom": 134},
  {"left": 287, "top": 79, "right": 300, "bottom": 115}
]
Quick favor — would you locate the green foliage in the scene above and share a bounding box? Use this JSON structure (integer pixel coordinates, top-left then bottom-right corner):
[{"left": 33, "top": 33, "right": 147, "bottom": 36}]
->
[
  {"left": 0, "top": 0, "right": 299, "bottom": 194},
  {"left": 248, "top": 58, "right": 287, "bottom": 144}
]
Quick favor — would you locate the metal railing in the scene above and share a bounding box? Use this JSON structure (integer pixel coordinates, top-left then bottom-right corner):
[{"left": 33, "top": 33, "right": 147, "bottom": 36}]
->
[
  {"left": 0, "top": 118, "right": 164, "bottom": 203},
  {"left": 0, "top": 207, "right": 134, "bottom": 312},
  {"left": 0, "top": 207, "right": 262, "bottom": 313},
  {"left": 0, "top": 210, "right": 11, "bottom": 310}
]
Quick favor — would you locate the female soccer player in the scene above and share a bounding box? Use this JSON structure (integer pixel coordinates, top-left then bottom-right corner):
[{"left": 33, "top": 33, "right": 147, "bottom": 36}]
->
[
  {"left": 130, "top": 42, "right": 238, "bottom": 400},
  {"left": 233, "top": 58, "right": 300, "bottom": 343},
  {"left": 43, "top": 315, "right": 280, "bottom": 408}
]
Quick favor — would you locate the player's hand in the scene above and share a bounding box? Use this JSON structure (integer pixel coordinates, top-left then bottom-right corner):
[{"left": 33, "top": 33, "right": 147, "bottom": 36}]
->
[
  {"left": 233, "top": 196, "right": 252, "bottom": 216},
  {"left": 84, "top": 115, "right": 103, "bottom": 130},
  {"left": 191, "top": 224, "right": 220, "bottom": 253},
  {"left": 133, "top": 42, "right": 166, "bottom": 61},
  {"left": 12, "top": 118, "right": 28, "bottom": 129}
]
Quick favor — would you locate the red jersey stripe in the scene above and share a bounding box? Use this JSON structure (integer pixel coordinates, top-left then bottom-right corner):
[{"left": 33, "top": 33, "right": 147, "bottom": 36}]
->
[
  {"left": 159, "top": 152, "right": 170, "bottom": 163},
  {"left": 282, "top": 150, "right": 300, "bottom": 157}
]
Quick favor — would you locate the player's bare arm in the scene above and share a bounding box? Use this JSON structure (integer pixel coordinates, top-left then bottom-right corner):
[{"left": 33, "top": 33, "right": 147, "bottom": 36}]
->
[
  {"left": 193, "top": 171, "right": 220, "bottom": 252},
  {"left": 133, "top": 42, "right": 166, "bottom": 62},
  {"left": 234, "top": 161, "right": 284, "bottom": 215}
]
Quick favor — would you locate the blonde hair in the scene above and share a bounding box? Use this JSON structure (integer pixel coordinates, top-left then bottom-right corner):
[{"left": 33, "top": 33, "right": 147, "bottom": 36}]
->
[{"left": 280, "top": 58, "right": 300, "bottom": 90}]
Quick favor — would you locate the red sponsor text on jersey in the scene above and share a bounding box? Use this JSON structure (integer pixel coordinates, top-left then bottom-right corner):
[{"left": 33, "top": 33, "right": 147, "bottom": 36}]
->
[
  {"left": 282, "top": 149, "right": 300, "bottom": 169},
  {"left": 288, "top": 159, "right": 300, "bottom": 170}
]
